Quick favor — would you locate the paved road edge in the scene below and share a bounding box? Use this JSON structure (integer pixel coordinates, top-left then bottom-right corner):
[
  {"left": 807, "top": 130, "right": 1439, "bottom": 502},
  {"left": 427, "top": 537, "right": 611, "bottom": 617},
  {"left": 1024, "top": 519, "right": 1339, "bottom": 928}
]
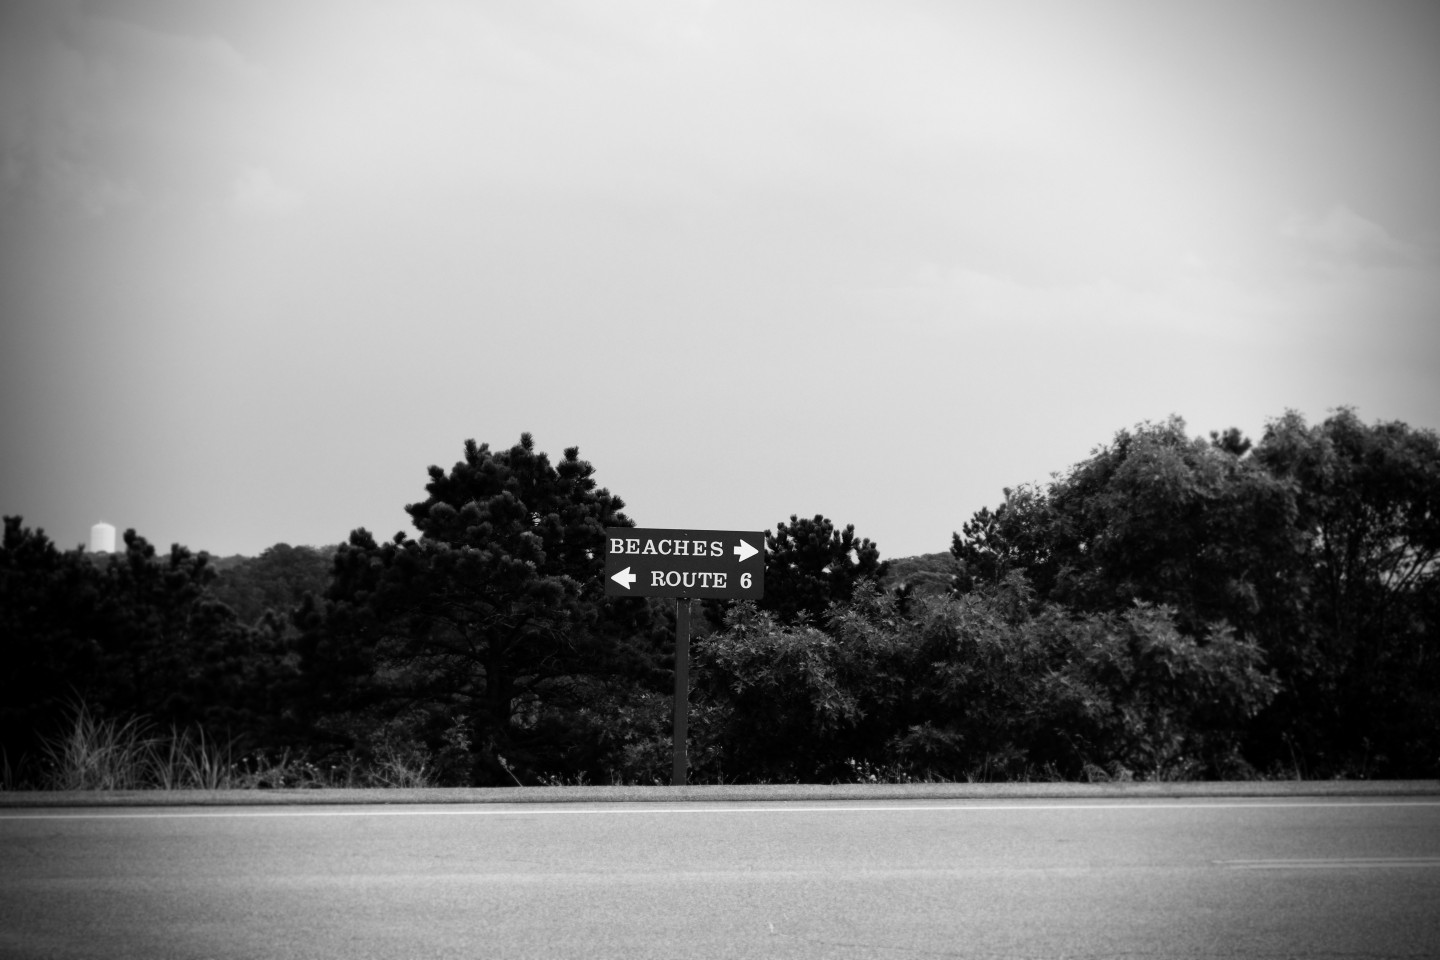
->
[{"left": 2, "top": 780, "right": 1437, "bottom": 808}]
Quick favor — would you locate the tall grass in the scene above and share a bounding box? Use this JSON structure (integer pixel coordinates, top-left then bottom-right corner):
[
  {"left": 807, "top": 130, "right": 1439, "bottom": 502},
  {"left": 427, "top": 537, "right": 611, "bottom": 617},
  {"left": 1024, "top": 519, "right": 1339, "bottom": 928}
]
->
[
  {"left": 369, "top": 745, "right": 433, "bottom": 788},
  {"left": 25, "top": 703, "right": 437, "bottom": 791},
  {"left": 153, "top": 726, "right": 234, "bottom": 790},
  {"left": 42, "top": 706, "right": 162, "bottom": 791}
]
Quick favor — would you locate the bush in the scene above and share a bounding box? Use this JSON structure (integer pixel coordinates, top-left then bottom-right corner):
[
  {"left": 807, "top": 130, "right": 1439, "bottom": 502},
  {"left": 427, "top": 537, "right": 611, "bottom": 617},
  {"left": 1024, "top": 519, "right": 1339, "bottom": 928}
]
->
[{"left": 692, "top": 575, "right": 1279, "bottom": 784}]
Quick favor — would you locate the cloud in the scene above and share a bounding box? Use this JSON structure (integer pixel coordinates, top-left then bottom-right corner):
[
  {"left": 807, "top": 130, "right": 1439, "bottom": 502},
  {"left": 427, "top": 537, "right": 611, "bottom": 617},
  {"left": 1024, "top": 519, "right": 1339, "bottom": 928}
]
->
[
  {"left": 860, "top": 263, "right": 1209, "bottom": 336},
  {"left": 0, "top": 147, "right": 143, "bottom": 218},
  {"left": 1280, "top": 205, "right": 1424, "bottom": 268},
  {"left": 228, "top": 166, "right": 301, "bottom": 219},
  {"left": 0, "top": 1, "right": 266, "bottom": 217}
]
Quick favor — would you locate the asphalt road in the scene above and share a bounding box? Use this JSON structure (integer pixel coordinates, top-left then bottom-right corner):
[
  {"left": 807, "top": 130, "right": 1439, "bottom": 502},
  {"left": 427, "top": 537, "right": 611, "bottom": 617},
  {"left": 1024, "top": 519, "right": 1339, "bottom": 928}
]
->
[{"left": 3, "top": 797, "right": 1439, "bottom": 959}]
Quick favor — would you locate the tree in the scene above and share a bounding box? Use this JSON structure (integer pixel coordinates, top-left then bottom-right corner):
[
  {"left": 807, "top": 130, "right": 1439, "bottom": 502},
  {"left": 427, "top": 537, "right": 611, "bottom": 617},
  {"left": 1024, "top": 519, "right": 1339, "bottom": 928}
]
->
[
  {"left": 0, "top": 518, "right": 290, "bottom": 777},
  {"left": 0, "top": 517, "right": 103, "bottom": 768},
  {"left": 1045, "top": 417, "right": 1300, "bottom": 637},
  {"left": 950, "top": 484, "right": 1057, "bottom": 596},
  {"left": 1255, "top": 409, "right": 1440, "bottom": 659},
  {"left": 695, "top": 575, "right": 1276, "bottom": 784},
  {"left": 952, "top": 417, "right": 1298, "bottom": 639},
  {"left": 760, "top": 514, "right": 888, "bottom": 624},
  {"left": 1250, "top": 408, "right": 1440, "bottom": 775},
  {"left": 951, "top": 409, "right": 1440, "bottom": 777},
  {"left": 696, "top": 605, "right": 865, "bottom": 782},
  {"left": 297, "top": 434, "right": 665, "bottom": 785},
  {"left": 210, "top": 544, "right": 336, "bottom": 630}
]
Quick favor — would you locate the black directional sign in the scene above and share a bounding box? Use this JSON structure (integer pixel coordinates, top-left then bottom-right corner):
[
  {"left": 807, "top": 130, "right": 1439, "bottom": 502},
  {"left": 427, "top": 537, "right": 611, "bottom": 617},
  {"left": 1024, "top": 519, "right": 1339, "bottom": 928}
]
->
[{"left": 604, "top": 527, "right": 765, "bottom": 599}]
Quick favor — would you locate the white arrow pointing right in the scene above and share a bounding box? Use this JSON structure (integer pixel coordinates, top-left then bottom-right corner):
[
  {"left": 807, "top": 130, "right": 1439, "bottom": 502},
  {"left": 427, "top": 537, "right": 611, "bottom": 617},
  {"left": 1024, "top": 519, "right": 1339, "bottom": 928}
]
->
[
  {"left": 733, "top": 539, "right": 758, "bottom": 564},
  {"left": 611, "top": 566, "right": 637, "bottom": 590}
]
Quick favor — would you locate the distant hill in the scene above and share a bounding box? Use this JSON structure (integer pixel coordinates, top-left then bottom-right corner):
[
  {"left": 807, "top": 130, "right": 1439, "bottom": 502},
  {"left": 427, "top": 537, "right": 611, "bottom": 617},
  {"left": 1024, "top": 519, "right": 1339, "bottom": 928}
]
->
[
  {"left": 207, "top": 544, "right": 339, "bottom": 627},
  {"left": 880, "top": 551, "right": 956, "bottom": 598}
]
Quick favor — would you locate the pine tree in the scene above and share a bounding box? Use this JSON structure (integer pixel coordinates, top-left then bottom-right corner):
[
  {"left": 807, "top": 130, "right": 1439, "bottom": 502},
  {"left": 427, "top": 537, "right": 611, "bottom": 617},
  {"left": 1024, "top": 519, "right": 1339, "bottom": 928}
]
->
[
  {"left": 760, "top": 514, "right": 888, "bottom": 624},
  {"left": 299, "top": 434, "right": 663, "bottom": 784}
]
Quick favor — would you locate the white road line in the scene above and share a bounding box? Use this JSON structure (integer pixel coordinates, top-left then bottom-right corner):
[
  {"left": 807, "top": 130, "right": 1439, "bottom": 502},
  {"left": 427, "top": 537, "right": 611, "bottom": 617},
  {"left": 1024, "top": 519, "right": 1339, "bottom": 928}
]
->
[
  {"left": 1218, "top": 858, "right": 1440, "bottom": 869},
  {"left": 2, "top": 800, "right": 1439, "bottom": 821}
]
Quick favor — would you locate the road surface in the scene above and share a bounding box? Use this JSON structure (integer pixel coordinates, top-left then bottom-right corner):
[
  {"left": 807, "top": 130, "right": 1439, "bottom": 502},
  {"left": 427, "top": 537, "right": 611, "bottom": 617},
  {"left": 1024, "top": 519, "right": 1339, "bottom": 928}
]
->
[{"left": 3, "top": 796, "right": 1438, "bottom": 959}]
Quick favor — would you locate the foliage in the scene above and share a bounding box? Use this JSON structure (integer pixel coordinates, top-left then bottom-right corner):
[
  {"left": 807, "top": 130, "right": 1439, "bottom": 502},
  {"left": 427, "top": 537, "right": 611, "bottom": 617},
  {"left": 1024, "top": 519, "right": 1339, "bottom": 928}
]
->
[
  {"left": 89, "top": 530, "right": 293, "bottom": 736},
  {"left": 295, "top": 434, "right": 667, "bottom": 786},
  {"left": 881, "top": 552, "right": 961, "bottom": 602},
  {"left": 1061, "top": 603, "right": 1277, "bottom": 780},
  {"left": 950, "top": 410, "right": 1440, "bottom": 778},
  {"left": 15, "top": 701, "right": 440, "bottom": 791},
  {"left": 1248, "top": 409, "right": 1440, "bottom": 775},
  {"left": 694, "top": 577, "right": 1277, "bottom": 783},
  {"left": 1, "top": 517, "right": 102, "bottom": 766},
  {"left": 952, "top": 418, "right": 1299, "bottom": 638},
  {"left": 951, "top": 484, "right": 1057, "bottom": 597},
  {"left": 39, "top": 702, "right": 160, "bottom": 791},
  {"left": 760, "top": 514, "right": 888, "bottom": 624},
  {"left": 209, "top": 543, "right": 335, "bottom": 630},
  {"left": 35, "top": 701, "right": 245, "bottom": 791},
  {"left": 5, "top": 408, "right": 1435, "bottom": 786},
  {"left": 696, "top": 604, "right": 867, "bottom": 782},
  {"left": 1, "top": 517, "right": 293, "bottom": 774}
]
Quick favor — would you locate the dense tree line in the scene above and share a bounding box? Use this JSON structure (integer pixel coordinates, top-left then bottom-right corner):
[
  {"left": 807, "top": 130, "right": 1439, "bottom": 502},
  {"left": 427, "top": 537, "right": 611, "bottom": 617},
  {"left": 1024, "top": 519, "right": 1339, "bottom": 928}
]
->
[
  {"left": 2, "top": 411, "right": 1436, "bottom": 786},
  {"left": 0, "top": 522, "right": 295, "bottom": 772},
  {"left": 949, "top": 410, "right": 1439, "bottom": 777}
]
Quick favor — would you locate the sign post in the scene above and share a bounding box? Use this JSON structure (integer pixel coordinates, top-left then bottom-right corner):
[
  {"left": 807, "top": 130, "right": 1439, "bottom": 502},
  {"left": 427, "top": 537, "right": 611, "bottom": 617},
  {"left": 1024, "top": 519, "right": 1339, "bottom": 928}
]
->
[
  {"left": 604, "top": 527, "right": 765, "bottom": 785},
  {"left": 672, "top": 598, "right": 690, "bottom": 786}
]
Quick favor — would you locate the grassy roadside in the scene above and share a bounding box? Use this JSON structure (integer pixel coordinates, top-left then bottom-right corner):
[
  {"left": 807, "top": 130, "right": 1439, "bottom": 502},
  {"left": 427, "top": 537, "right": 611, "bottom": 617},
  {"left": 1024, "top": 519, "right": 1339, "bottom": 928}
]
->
[
  {"left": 7, "top": 704, "right": 1436, "bottom": 806},
  {"left": 3, "top": 703, "right": 436, "bottom": 793},
  {"left": 2, "top": 779, "right": 1437, "bottom": 809}
]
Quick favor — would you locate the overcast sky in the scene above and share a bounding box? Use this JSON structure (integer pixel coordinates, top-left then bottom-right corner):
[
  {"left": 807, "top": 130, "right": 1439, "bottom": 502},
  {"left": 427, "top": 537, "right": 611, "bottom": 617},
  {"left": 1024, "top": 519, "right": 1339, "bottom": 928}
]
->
[{"left": 3, "top": 0, "right": 1438, "bottom": 559}]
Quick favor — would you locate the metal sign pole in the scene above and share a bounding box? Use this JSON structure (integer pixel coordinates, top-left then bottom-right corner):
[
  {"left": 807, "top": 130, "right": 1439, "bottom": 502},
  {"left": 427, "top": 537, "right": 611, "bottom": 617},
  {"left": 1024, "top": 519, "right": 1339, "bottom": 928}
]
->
[{"left": 672, "top": 597, "right": 691, "bottom": 786}]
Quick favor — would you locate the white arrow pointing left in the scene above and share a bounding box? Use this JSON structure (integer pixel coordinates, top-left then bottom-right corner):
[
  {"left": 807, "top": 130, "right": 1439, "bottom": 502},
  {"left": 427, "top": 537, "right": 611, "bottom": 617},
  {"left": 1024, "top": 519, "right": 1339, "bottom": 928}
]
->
[
  {"left": 611, "top": 566, "right": 637, "bottom": 590},
  {"left": 733, "top": 539, "right": 759, "bottom": 563}
]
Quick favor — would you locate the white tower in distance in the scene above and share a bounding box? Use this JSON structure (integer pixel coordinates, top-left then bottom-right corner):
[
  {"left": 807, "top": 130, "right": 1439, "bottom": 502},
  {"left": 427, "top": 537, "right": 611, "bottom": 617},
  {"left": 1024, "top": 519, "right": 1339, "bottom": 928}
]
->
[{"left": 89, "top": 522, "right": 116, "bottom": 554}]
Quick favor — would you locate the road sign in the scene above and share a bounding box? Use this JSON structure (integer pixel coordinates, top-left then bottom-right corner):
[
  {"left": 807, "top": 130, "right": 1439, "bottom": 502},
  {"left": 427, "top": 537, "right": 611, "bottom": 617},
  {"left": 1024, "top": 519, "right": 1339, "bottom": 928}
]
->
[{"left": 603, "top": 527, "right": 765, "bottom": 599}]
